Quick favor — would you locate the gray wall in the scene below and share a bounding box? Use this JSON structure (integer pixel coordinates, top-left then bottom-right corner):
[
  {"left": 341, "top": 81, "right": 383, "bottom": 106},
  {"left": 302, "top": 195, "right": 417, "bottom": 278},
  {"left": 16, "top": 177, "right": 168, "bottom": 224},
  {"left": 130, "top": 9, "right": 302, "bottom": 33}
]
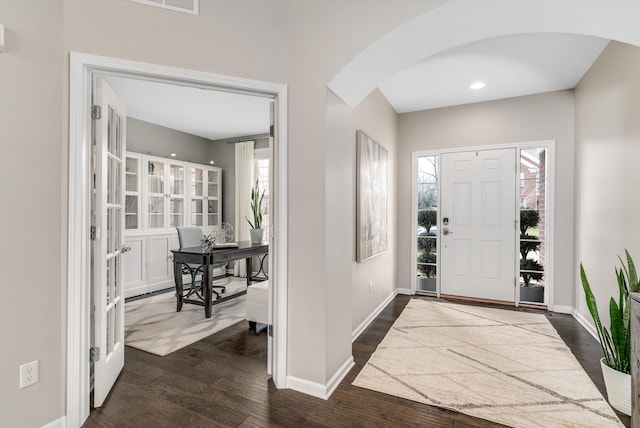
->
[
  {"left": 0, "top": 1, "right": 65, "bottom": 427},
  {"left": 126, "top": 117, "right": 213, "bottom": 164},
  {"left": 287, "top": 0, "right": 439, "bottom": 386},
  {"left": 574, "top": 41, "right": 640, "bottom": 330},
  {"left": 350, "top": 90, "right": 399, "bottom": 333},
  {"left": 12, "top": 0, "right": 616, "bottom": 424},
  {"left": 397, "top": 90, "right": 576, "bottom": 309}
]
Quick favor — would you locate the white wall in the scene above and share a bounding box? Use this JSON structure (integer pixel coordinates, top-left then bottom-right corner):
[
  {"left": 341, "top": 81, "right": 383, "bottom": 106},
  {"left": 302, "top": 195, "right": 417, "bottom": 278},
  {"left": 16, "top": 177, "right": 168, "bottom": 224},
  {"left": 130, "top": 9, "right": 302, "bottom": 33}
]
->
[
  {"left": 574, "top": 41, "right": 640, "bottom": 329},
  {"left": 0, "top": 1, "right": 65, "bottom": 427},
  {"left": 397, "top": 91, "right": 576, "bottom": 308}
]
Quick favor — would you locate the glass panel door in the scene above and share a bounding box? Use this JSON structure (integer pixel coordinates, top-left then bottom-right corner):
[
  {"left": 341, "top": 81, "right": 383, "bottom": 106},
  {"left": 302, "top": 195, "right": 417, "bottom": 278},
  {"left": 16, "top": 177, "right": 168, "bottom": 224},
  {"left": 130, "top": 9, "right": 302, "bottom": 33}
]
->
[
  {"left": 169, "top": 163, "right": 185, "bottom": 228},
  {"left": 416, "top": 155, "right": 438, "bottom": 292},
  {"left": 125, "top": 155, "right": 139, "bottom": 230},
  {"left": 519, "top": 147, "right": 547, "bottom": 304},
  {"left": 190, "top": 166, "right": 204, "bottom": 226},
  {"left": 147, "top": 160, "right": 165, "bottom": 229},
  {"left": 206, "top": 169, "right": 219, "bottom": 227}
]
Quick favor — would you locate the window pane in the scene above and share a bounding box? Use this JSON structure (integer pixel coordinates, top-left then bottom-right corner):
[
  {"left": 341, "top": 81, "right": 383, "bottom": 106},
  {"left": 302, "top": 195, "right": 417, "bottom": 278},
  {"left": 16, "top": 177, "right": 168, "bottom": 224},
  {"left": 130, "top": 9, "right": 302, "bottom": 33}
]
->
[
  {"left": 416, "top": 155, "right": 438, "bottom": 293},
  {"left": 519, "top": 148, "right": 547, "bottom": 303}
]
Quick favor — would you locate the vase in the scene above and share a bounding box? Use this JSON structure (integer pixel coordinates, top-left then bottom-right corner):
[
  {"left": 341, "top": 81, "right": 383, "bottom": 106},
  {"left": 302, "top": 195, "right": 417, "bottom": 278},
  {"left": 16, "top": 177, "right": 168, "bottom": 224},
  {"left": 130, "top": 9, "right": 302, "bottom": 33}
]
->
[
  {"left": 600, "top": 357, "right": 631, "bottom": 416},
  {"left": 519, "top": 285, "right": 544, "bottom": 303},
  {"left": 250, "top": 228, "right": 264, "bottom": 244},
  {"left": 417, "top": 276, "right": 436, "bottom": 292}
]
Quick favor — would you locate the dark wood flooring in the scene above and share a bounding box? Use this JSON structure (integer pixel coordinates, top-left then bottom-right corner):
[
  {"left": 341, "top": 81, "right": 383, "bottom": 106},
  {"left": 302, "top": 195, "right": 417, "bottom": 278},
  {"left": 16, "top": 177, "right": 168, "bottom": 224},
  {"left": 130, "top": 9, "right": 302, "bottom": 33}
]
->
[{"left": 83, "top": 295, "right": 630, "bottom": 427}]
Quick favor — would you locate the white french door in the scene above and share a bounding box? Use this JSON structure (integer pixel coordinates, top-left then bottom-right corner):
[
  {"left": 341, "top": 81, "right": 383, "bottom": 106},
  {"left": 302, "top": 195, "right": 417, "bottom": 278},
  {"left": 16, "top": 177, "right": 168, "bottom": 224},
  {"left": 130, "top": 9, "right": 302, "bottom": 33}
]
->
[
  {"left": 440, "top": 149, "right": 517, "bottom": 302},
  {"left": 92, "top": 78, "right": 127, "bottom": 407}
]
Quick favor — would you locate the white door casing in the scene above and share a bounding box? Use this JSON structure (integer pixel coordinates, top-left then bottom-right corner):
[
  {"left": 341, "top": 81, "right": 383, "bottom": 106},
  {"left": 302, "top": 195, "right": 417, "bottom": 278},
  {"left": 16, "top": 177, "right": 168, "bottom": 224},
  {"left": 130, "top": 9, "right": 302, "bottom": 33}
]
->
[
  {"left": 68, "top": 53, "right": 288, "bottom": 427},
  {"left": 93, "top": 79, "right": 127, "bottom": 406},
  {"left": 440, "top": 149, "right": 517, "bottom": 302}
]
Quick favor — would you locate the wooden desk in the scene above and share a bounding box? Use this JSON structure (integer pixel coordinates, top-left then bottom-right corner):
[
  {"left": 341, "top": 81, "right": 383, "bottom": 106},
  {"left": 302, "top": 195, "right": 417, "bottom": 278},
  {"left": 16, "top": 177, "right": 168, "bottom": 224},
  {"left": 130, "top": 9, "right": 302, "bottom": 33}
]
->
[{"left": 171, "top": 241, "right": 268, "bottom": 318}]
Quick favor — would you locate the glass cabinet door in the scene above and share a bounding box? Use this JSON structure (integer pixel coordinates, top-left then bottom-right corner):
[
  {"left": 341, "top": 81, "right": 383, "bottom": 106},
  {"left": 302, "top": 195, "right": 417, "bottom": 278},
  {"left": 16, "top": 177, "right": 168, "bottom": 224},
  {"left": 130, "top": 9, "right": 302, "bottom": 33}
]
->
[
  {"left": 124, "top": 155, "right": 140, "bottom": 231},
  {"left": 147, "top": 159, "right": 165, "bottom": 229},
  {"left": 169, "top": 163, "right": 185, "bottom": 228},
  {"left": 206, "top": 169, "right": 220, "bottom": 227},
  {"left": 190, "top": 166, "right": 204, "bottom": 226}
]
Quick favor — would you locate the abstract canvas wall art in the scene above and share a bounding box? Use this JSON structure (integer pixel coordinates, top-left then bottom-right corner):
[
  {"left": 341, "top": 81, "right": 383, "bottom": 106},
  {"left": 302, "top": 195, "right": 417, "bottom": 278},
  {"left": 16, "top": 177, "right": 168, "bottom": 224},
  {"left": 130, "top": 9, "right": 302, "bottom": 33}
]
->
[{"left": 356, "top": 130, "right": 388, "bottom": 262}]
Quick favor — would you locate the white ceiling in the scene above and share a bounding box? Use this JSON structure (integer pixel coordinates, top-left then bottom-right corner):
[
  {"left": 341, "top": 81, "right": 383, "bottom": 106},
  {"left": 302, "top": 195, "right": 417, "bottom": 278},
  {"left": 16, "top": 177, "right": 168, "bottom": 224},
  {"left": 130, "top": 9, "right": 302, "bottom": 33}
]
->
[
  {"left": 379, "top": 33, "right": 609, "bottom": 113},
  {"left": 104, "top": 33, "right": 609, "bottom": 138},
  {"left": 105, "top": 76, "right": 271, "bottom": 141}
]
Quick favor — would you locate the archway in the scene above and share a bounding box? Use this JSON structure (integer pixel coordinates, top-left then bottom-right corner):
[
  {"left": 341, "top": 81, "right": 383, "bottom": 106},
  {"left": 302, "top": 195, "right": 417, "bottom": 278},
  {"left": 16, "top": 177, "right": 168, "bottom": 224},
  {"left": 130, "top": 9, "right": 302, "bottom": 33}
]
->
[{"left": 328, "top": 0, "right": 640, "bottom": 106}]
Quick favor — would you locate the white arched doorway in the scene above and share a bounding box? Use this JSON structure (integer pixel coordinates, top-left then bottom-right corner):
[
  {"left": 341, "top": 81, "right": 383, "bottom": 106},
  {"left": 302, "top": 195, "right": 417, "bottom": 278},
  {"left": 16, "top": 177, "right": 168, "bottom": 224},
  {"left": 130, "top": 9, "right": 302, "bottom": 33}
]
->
[{"left": 328, "top": 0, "right": 640, "bottom": 106}]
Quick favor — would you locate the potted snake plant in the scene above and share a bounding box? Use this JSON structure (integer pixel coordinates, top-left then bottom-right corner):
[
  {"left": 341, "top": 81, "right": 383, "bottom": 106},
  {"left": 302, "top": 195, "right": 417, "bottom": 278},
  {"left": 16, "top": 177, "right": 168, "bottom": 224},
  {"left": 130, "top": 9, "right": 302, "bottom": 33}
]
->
[
  {"left": 245, "top": 179, "right": 265, "bottom": 244},
  {"left": 580, "top": 250, "right": 639, "bottom": 416}
]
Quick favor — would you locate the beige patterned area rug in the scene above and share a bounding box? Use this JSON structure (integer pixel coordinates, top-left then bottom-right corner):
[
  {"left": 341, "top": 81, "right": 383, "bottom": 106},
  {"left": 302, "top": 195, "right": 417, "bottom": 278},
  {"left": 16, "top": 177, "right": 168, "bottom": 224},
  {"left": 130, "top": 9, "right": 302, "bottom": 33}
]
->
[
  {"left": 125, "top": 277, "right": 248, "bottom": 356},
  {"left": 353, "top": 299, "right": 623, "bottom": 427}
]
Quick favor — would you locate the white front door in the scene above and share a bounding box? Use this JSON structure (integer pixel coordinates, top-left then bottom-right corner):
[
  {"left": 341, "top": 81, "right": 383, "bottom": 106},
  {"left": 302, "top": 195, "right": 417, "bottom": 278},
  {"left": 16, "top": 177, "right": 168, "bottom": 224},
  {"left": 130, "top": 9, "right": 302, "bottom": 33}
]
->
[
  {"left": 92, "top": 78, "right": 127, "bottom": 407},
  {"left": 440, "top": 149, "right": 516, "bottom": 302}
]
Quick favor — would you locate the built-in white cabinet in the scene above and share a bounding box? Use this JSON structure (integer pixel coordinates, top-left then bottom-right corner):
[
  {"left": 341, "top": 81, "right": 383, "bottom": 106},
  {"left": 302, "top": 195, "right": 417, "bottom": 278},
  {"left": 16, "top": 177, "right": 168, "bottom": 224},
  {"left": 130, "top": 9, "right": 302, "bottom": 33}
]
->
[
  {"left": 123, "top": 235, "right": 144, "bottom": 297},
  {"left": 123, "top": 152, "right": 223, "bottom": 298}
]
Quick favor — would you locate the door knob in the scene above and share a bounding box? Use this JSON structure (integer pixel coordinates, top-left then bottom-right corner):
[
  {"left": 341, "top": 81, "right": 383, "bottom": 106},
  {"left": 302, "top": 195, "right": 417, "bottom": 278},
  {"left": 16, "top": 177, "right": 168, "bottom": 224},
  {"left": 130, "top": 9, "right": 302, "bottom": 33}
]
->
[
  {"left": 443, "top": 227, "right": 453, "bottom": 236},
  {"left": 121, "top": 245, "right": 132, "bottom": 253}
]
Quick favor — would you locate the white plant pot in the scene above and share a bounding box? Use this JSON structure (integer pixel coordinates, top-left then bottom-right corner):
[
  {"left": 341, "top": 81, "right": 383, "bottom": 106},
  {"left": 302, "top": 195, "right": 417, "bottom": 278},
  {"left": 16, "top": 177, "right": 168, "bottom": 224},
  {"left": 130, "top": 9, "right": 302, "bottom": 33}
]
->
[
  {"left": 249, "top": 228, "right": 264, "bottom": 244},
  {"left": 600, "top": 357, "right": 631, "bottom": 416}
]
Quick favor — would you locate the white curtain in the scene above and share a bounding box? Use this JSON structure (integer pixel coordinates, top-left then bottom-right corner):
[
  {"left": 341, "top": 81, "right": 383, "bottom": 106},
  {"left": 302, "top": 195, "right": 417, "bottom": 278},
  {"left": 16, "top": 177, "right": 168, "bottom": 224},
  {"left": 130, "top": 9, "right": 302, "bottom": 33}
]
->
[{"left": 234, "top": 141, "right": 255, "bottom": 277}]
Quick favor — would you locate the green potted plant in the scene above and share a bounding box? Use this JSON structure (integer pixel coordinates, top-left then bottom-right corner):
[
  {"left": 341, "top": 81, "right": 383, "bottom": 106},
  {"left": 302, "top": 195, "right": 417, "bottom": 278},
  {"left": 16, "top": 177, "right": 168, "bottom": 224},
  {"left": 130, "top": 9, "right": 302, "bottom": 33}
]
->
[
  {"left": 417, "top": 209, "right": 437, "bottom": 292},
  {"left": 580, "top": 250, "right": 639, "bottom": 416},
  {"left": 519, "top": 210, "right": 544, "bottom": 302},
  {"left": 245, "top": 179, "right": 265, "bottom": 244}
]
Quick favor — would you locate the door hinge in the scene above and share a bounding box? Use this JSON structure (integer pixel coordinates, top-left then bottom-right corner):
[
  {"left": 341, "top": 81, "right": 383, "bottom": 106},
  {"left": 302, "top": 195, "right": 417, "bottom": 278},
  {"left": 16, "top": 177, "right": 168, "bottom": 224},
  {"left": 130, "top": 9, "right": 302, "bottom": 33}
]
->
[
  {"left": 91, "top": 105, "right": 101, "bottom": 120},
  {"left": 90, "top": 225, "right": 97, "bottom": 241},
  {"left": 90, "top": 347, "right": 100, "bottom": 362},
  {"left": 268, "top": 324, "right": 273, "bottom": 337}
]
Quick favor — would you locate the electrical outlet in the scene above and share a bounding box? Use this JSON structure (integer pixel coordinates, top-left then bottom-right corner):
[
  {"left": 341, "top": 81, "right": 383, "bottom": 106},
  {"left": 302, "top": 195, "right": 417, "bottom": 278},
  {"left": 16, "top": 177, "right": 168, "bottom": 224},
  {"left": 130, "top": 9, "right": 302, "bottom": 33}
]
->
[
  {"left": 19, "top": 360, "right": 38, "bottom": 389},
  {"left": 368, "top": 280, "right": 373, "bottom": 292}
]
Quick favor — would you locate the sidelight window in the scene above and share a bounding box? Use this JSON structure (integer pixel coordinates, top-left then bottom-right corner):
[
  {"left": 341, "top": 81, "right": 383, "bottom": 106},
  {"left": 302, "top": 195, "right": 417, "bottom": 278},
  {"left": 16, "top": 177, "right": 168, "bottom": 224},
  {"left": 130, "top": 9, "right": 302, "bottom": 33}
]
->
[{"left": 416, "top": 155, "right": 438, "bottom": 293}]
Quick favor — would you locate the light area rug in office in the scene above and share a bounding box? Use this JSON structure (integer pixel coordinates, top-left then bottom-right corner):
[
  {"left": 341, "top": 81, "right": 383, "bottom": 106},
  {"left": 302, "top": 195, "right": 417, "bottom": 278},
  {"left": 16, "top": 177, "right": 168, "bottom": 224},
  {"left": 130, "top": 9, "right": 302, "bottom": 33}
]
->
[
  {"left": 125, "top": 277, "right": 247, "bottom": 356},
  {"left": 353, "top": 299, "right": 623, "bottom": 428}
]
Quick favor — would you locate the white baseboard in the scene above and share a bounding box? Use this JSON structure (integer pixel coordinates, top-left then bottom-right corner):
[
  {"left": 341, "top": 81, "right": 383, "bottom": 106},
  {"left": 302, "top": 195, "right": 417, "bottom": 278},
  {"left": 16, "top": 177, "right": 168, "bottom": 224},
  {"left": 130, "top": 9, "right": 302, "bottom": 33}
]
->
[
  {"left": 352, "top": 290, "right": 398, "bottom": 342},
  {"left": 287, "top": 375, "right": 327, "bottom": 400},
  {"left": 549, "top": 305, "right": 572, "bottom": 314},
  {"left": 572, "top": 309, "right": 599, "bottom": 342},
  {"left": 326, "top": 355, "right": 355, "bottom": 399},
  {"left": 42, "top": 416, "right": 66, "bottom": 428},
  {"left": 287, "top": 355, "right": 354, "bottom": 400},
  {"left": 396, "top": 287, "right": 413, "bottom": 295}
]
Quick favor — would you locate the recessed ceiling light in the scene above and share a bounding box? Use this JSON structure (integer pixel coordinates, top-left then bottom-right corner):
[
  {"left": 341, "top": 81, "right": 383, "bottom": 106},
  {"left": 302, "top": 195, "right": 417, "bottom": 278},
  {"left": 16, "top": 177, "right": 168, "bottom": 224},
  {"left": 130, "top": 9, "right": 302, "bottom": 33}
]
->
[{"left": 470, "top": 81, "right": 486, "bottom": 90}]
